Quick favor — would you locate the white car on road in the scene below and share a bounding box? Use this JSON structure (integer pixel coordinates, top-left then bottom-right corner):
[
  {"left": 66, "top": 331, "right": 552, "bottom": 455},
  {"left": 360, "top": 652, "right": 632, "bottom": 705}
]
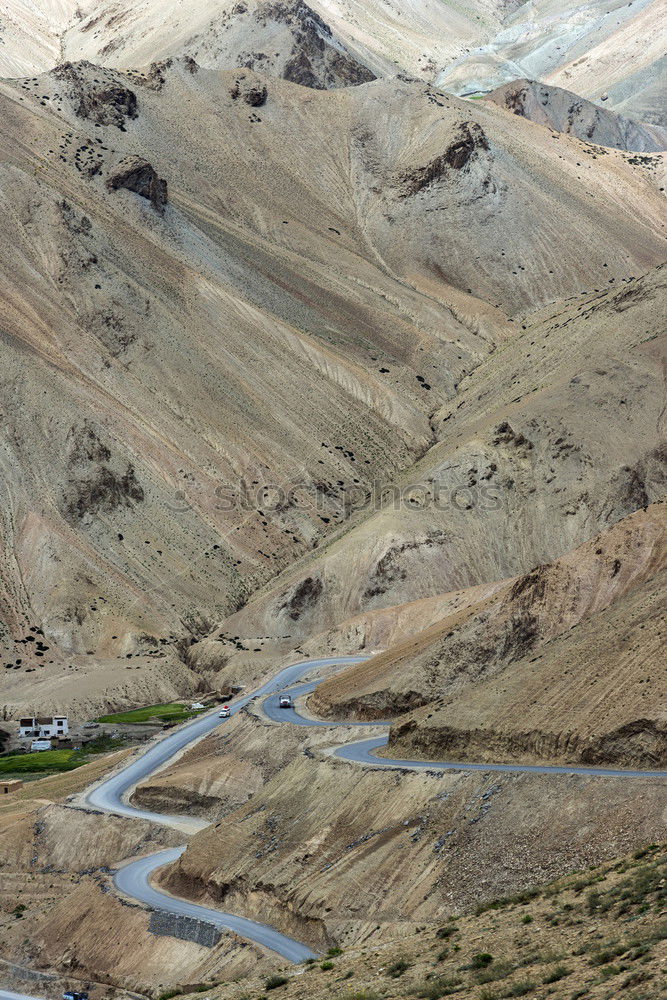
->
[{"left": 218, "top": 706, "right": 231, "bottom": 718}]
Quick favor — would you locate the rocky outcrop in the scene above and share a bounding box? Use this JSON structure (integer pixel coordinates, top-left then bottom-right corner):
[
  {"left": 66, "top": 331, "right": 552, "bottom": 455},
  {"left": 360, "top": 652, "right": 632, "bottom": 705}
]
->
[
  {"left": 487, "top": 79, "right": 667, "bottom": 152},
  {"left": 229, "top": 76, "right": 268, "bottom": 106},
  {"left": 398, "top": 122, "right": 490, "bottom": 196},
  {"left": 387, "top": 717, "right": 667, "bottom": 769},
  {"left": 106, "top": 156, "right": 168, "bottom": 213},
  {"left": 313, "top": 686, "right": 428, "bottom": 721},
  {"left": 54, "top": 61, "right": 138, "bottom": 129},
  {"left": 131, "top": 784, "right": 223, "bottom": 818},
  {"left": 280, "top": 576, "right": 323, "bottom": 620},
  {"left": 61, "top": 422, "right": 145, "bottom": 522},
  {"left": 63, "top": 464, "right": 144, "bottom": 522},
  {"left": 265, "top": 1, "right": 376, "bottom": 89}
]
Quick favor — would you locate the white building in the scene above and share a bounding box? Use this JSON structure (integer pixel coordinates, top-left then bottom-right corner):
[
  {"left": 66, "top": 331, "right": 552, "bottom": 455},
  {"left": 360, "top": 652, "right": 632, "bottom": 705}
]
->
[{"left": 19, "top": 716, "right": 69, "bottom": 739}]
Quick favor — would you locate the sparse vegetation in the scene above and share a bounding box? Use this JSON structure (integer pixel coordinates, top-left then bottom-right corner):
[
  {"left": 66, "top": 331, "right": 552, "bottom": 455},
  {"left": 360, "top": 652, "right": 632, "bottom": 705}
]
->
[
  {"left": 470, "top": 953, "right": 494, "bottom": 969},
  {"left": 159, "top": 845, "right": 666, "bottom": 1000},
  {"left": 542, "top": 964, "right": 570, "bottom": 983},
  {"left": 387, "top": 957, "right": 411, "bottom": 977},
  {"left": 264, "top": 974, "right": 289, "bottom": 990}
]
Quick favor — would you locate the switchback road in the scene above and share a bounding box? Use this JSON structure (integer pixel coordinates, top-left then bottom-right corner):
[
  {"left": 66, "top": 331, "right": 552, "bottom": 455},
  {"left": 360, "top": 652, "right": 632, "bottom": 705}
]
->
[{"left": 80, "top": 655, "right": 666, "bottom": 964}]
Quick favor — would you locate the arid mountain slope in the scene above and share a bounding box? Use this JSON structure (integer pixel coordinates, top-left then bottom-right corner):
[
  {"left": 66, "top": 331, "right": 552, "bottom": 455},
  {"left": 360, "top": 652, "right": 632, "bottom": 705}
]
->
[
  {"left": 438, "top": 0, "right": 666, "bottom": 126},
  {"left": 1, "top": 61, "right": 663, "bottom": 715},
  {"left": 198, "top": 265, "right": 666, "bottom": 672},
  {"left": 1, "top": 0, "right": 664, "bottom": 125},
  {"left": 388, "top": 564, "right": 667, "bottom": 768},
  {"left": 310, "top": 503, "right": 667, "bottom": 723},
  {"left": 65, "top": 0, "right": 378, "bottom": 88},
  {"left": 155, "top": 713, "right": 664, "bottom": 954},
  {"left": 167, "top": 846, "right": 667, "bottom": 1000},
  {"left": 0, "top": 0, "right": 377, "bottom": 85},
  {"left": 487, "top": 78, "right": 667, "bottom": 152}
]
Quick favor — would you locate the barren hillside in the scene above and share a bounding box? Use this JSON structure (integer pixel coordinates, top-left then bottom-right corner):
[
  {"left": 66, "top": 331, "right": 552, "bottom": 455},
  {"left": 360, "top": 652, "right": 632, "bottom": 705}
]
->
[
  {"left": 310, "top": 503, "right": 667, "bottom": 721},
  {"left": 2, "top": 0, "right": 665, "bottom": 125},
  {"left": 487, "top": 77, "right": 667, "bottom": 151},
  {"left": 0, "top": 5, "right": 665, "bottom": 1000},
  {"left": 197, "top": 266, "right": 666, "bottom": 677},
  {"left": 2, "top": 59, "right": 663, "bottom": 716}
]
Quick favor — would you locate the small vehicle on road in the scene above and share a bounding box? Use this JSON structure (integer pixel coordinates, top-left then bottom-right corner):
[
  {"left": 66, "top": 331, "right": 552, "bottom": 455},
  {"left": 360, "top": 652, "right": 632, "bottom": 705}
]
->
[
  {"left": 218, "top": 706, "right": 231, "bottom": 718},
  {"left": 278, "top": 695, "right": 292, "bottom": 709}
]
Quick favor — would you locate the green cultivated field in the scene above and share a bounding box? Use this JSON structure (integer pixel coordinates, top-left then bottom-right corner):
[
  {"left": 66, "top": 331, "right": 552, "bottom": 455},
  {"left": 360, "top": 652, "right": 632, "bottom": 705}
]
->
[
  {"left": 0, "top": 735, "right": 126, "bottom": 779},
  {"left": 96, "top": 701, "right": 205, "bottom": 725},
  {"left": 0, "top": 748, "right": 81, "bottom": 775}
]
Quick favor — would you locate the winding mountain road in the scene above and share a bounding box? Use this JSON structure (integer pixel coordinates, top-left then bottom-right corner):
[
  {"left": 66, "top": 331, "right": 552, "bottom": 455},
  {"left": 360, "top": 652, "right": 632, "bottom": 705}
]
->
[
  {"left": 81, "top": 655, "right": 667, "bottom": 965},
  {"left": 84, "top": 656, "right": 365, "bottom": 829},
  {"left": 114, "top": 847, "right": 317, "bottom": 963}
]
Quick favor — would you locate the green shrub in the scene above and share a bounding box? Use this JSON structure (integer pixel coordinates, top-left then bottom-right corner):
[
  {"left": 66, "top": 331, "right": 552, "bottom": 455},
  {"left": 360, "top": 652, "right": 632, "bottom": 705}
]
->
[
  {"left": 542, "top": 965, "right": 570, "bottom": 983},
  {"left": 598, "top": 964, "right": 622, "bottom": 979},
  {"left": 521, "top": 915, "right": 533, "bottom": 924},
  {"left": 589, "top": 944, "right": 624, "bottom": 966},
  {"left": 414, "top": 976, "right": 462, "bottom": 998},
  {"left": 264, "top": 974, "right": 289, "bottom": 990},
  {"left": 387, "top": 958, "right": 410, "bottom": 977},
  {"left": 327, "top": 946, "right": 343, "bottom": 956},
  {"left": 471, "top": 953, "right": 494, "bottom": 969},
  {"left": 476, "top": 960, "right": 513, "bottom": 984},
  {"left": 320, "top": 961, "right": 334, "bottom": 971},
  {"left": 620, "top": 970, "right": 652, "bottom": 989},
  {"left": 505, "top": 982, "right": 536, "bottom": 997}
]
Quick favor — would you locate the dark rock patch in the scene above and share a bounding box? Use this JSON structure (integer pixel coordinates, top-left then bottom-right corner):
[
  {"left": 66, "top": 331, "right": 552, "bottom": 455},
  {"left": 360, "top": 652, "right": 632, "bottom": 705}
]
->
[
  {"left": 107, "top": 157, "right": 168, "bottom": 214},
  {"left": 64, "top": 465, "right": 144, "bottom": 522},
  {"left": 399, "top": 122, "right": 489, "bottom": 197},
  {"left": 230, "top": 77, "right": 268, "bottom": 105},
  {"left": 281, "top": 576, "right": 323, "bottom": 620},
  {"left": 53, "top": 61, "right": 138, "bottom": 128},
  {"left": 266, "top": 0, "right": 375, "bottom": 89}
]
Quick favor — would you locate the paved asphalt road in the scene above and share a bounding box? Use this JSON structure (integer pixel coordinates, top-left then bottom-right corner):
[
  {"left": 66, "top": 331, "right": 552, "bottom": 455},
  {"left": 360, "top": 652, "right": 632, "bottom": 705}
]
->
[
  {"left": 265, "top": 684, "right": 667, "bottom": 778},
  {"left": 333, "top": 735, "right": 667, "bottom": 777},
  {"left": 261, "top": 680, "right": 380, "bottom": 726},
  {"left": 80, "top": 654, "right": 666, "bottom": 965},
  {"left": 114, "top": 847, "right": 317, "bottom": 962},
  {"left": 84, "top": 657, "right": 365, "bottom": 962},
  {"left": 0, "top": 992, "right": 45, "bottom": 1000},
  {"left": 85, "top": 656, "right": 366, "bottom": 824}
]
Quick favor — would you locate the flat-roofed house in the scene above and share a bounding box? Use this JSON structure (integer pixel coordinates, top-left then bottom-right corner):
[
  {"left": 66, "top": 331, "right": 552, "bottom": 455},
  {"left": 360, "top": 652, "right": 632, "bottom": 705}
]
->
[{"left": 18, "top": 716, "right": 69, "bottom": 739}]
